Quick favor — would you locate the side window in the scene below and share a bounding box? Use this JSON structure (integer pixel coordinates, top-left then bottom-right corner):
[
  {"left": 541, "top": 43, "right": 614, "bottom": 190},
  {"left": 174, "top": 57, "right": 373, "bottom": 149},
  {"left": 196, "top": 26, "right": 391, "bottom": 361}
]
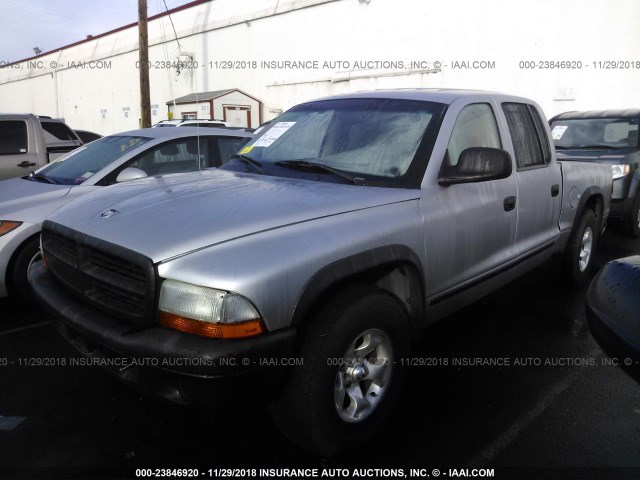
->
[
  {"left": 446, "top": 103, "right": 501, "bottom": 166},
  {"left": 40, "top": 121, "right": 78, "bottom": 143},
  {"left": 128, "top": 138, "right": 211, "bottom": 176},
  {"left": 502, "top": 103, "right": 548, "bottom": 168},
  {"left": 216, "top": 137, "right": 250, "bottom": 166},
  {"left": 0, "top": 121, "right": 28, "bottom": 155}
]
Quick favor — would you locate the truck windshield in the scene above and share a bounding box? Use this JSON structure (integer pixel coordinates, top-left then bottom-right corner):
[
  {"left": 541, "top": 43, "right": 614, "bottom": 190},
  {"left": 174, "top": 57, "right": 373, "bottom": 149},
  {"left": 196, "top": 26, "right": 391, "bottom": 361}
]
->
[
  {"left": 223, "top": 98, "right": 445, "bottom": 187},
  {"left": 33, "top": 135, "right": 150, "bottom": 185},
  {"left": 551, "top": 117, "right": 639, "bottom": 149}
]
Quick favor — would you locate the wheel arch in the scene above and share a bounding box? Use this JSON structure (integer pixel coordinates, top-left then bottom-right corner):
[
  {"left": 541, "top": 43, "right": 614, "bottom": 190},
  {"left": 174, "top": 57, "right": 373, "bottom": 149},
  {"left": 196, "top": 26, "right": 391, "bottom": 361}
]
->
[
  {"left": 290, "top": 245, "right": 425, "bottom": 340},
  {"left": 573, "top": 187, "right": 605, "bottom": 234}
]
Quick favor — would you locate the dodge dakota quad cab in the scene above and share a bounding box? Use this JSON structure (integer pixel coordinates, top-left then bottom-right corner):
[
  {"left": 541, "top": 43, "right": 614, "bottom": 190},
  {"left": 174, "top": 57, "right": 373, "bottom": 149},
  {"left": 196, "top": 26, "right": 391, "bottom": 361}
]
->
[
  {"left": 0, "top": 114, "right": 83, "bottom": 180},
  {"left": 30, "top": 90, "right": 611, "bottom": 456},
  {"left": 550, "top": 110, "right": 640, "bottom": 236}
]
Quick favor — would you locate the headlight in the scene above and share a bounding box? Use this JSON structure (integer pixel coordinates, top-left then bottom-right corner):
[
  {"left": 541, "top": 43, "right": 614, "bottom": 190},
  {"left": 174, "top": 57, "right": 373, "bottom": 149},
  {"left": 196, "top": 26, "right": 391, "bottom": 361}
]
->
[
  {"left": 0, "top": 221, "right": 22, "bottom": 237},
  {"left": 158, "top": 279, "right": 263, "bottom": 339},
  {"left": 612, "top": 164, "right": 631, "bottom": 180}
]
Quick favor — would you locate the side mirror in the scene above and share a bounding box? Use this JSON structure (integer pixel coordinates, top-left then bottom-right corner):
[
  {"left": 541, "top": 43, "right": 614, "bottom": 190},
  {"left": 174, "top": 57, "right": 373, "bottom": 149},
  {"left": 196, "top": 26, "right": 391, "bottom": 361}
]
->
[
  {"left": 438, "top": 147, "right": 512, "bottom": 186},
  {"left": 116, "top": 167, "right": 148, "bottom": 183}
]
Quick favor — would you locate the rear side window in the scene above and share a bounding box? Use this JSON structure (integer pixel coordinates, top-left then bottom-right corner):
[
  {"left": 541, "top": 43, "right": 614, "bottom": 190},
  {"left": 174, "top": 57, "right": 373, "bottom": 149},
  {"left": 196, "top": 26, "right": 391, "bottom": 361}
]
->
[
  {"left": 41, "top": 121, "right": 78, "bottom": 142},
  {"left": 0, "top": 121, "right": 28, "bottom": 155},
  {"left": 502, "top": 103, "right": 549, "bottom": 168}
]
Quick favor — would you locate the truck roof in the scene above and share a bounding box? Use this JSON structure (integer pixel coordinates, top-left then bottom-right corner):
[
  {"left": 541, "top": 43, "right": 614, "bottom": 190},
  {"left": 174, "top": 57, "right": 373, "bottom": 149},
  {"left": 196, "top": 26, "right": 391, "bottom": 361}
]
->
[
  {"left": 551, "top": 109, "right": 640, "bottom": 120},
  {"left": 303, "top": 88, "right": 532, "bottom": 105}
]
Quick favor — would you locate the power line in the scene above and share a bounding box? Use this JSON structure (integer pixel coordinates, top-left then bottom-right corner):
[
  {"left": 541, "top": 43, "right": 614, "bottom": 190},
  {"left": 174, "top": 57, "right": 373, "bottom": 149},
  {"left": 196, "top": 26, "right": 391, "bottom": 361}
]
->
[{"left": 162, "top": 0, "right": 184, "bottom": 51}]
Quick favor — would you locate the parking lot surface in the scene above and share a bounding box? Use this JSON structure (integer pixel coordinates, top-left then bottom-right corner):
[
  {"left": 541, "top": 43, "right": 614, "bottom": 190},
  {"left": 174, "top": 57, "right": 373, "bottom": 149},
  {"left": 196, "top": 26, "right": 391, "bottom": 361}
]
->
[{"left": 0, "top": 231, "right": 639, "bottom": 479}]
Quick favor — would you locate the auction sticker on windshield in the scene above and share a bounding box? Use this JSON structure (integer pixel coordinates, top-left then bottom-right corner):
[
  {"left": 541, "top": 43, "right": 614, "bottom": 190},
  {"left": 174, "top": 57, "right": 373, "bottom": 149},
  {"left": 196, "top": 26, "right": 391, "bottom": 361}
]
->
[
  {"left": 253, "top": 121, "right": 296, "bottom": 147},
  {"left": 551, "top": 125, "right": 568, "bottom": 140}
]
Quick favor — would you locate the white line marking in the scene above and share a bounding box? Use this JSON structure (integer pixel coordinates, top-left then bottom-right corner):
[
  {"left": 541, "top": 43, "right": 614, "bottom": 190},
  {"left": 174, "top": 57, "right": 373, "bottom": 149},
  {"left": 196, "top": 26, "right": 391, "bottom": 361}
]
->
[
  {"left": 468, "top": 347, "right": 599, "bottom": 466},
  {"left": 0, "top": 416, "right": 26, "bottom": 431}
]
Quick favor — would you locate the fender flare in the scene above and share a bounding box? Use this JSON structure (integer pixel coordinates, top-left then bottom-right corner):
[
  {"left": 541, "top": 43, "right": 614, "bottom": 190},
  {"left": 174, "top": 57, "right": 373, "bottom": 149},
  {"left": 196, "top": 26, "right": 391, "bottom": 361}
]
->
[{"left": 290, "top": 245, "right": 425, "bottom": 337}]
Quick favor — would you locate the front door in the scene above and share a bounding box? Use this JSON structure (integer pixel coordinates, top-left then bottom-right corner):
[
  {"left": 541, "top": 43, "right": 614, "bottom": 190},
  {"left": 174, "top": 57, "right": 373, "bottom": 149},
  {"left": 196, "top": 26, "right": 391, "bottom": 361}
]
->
[{"left": 421, "top": 101, "right": 519, "bottom": 300}]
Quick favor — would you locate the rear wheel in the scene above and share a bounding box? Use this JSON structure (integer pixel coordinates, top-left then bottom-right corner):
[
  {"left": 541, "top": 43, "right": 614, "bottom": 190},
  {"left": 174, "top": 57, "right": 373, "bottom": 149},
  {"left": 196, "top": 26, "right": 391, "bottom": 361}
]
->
[
  {"left": 563, "top": 209, "right": 598, "bottom": 285},
  {"left": 271, "top": 284, "right": 411, "bottom": 456}
]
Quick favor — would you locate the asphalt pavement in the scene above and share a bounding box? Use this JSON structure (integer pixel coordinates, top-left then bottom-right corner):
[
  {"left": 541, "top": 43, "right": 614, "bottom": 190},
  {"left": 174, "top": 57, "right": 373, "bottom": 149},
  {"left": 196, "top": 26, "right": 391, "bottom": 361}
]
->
[{"left": 0, "top": 230, "right": 639, "bottom": 480}]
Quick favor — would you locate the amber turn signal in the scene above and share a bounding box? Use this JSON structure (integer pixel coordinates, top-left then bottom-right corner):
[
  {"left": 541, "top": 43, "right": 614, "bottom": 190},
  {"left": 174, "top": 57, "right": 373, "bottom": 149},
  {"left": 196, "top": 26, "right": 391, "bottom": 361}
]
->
[{"left": 159, "top": 311, "right": 264, "bottom": 339}]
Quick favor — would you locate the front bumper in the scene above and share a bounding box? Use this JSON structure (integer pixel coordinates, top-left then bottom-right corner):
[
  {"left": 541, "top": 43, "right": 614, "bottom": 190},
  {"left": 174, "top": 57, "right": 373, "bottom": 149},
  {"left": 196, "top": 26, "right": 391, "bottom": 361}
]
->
[
  {"left": 586, "top": 256, "right": 640, "bottom": 385},
  {"left": 30, "top": 261, "right": 297, "bottom": 405}
]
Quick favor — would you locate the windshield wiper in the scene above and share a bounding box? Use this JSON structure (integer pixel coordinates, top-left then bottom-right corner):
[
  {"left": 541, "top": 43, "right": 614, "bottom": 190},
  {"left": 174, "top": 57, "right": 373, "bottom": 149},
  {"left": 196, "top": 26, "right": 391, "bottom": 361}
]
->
[
  {"left": 230, "top": 154, "right": 265, "bottom": 174},
  {"left": 28, "top": 173, "right": 59, "bottom": 184},
  {"left": 275, "top": 160, "right": 366, "bottom": 185},
  {"left": 577, "top": 145, "right": 618, "bottom": 150}
]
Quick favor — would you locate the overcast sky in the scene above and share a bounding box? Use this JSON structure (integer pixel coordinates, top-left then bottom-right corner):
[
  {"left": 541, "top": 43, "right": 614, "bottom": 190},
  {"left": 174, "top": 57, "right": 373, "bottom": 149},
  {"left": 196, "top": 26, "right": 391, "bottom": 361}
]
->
[{"left": 0, "top": 0, "right": 194, "bottom": 62}]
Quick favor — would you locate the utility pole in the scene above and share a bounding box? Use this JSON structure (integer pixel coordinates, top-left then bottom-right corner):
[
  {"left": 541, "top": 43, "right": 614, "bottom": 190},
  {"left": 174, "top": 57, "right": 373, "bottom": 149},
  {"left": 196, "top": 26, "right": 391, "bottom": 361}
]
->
[{"left": 138, "top": 0, "right": 151, "bottom": 128}]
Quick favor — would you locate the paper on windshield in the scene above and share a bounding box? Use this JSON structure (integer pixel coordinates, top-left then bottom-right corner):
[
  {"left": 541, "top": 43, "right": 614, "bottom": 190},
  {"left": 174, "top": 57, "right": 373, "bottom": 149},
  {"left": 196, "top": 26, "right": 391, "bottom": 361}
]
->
[
  {"left": 551, "top": 125, "right": 568, "bottom": 140},
  {"left": 252, "top": 122, "right": 296, "bottom": 147}
]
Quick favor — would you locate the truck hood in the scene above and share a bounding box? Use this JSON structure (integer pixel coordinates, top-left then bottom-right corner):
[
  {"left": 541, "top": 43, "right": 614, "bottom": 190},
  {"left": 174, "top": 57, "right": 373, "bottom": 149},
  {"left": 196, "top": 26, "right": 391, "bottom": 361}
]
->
[
  {"left": 555, "top": 148, "right": 632, "bottom": 165},
  {"left": 0, "top": 177, "right": 72, "bottom": 222},
  {"left": 47, "top": 169, "right": 419, "bottom": 263}
]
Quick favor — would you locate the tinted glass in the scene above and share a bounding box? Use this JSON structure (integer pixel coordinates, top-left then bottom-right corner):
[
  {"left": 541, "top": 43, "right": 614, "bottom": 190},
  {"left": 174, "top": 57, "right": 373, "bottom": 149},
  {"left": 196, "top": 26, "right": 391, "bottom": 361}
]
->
[
  {"left": 129, "top": 138, "right": 210, "bottom": 175},
  {"left": 0, "top": 121, "right": 28, "bottom": 155},
  {"left": 502, "top": 103, "right": 546, "bottom": 168},
  {"left": 41, "top": 121, "right": 78, "bottom": 142}
]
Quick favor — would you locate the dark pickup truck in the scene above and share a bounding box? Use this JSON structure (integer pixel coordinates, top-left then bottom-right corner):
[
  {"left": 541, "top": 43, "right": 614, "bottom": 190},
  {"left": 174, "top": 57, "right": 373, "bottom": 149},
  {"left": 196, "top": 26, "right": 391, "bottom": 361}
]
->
[{"left": 550, "top": 110, "right": 640, "bottom": 236}]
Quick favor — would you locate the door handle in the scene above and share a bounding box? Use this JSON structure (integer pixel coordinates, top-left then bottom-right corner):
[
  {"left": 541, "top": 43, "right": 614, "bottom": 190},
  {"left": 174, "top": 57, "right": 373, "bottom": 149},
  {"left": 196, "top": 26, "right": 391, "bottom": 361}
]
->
[
  {"left": 504, "top": 196, "right": 516, "bottom": 212},
  {"left": 17, "top": 161, "right": 36, "bottom": 168},
  {"left": 551, "top": 184, "right": 560, "bottom": 197}
]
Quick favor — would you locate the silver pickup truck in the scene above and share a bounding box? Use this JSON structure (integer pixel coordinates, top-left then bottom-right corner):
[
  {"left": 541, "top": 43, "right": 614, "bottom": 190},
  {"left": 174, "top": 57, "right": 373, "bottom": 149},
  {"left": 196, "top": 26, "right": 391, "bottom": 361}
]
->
[
  {"left": 30, "top": 90, "right": 611, "bottom": 456},
  {"left": 0, "top": 114, "right": 83, "bottom": 180}
]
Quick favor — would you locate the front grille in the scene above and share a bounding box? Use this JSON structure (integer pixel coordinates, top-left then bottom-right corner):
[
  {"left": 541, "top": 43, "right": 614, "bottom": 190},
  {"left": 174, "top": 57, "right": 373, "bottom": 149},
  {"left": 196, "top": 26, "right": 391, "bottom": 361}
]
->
[{"left": 41, "top": 221, "right": 156, "bottom": 326}]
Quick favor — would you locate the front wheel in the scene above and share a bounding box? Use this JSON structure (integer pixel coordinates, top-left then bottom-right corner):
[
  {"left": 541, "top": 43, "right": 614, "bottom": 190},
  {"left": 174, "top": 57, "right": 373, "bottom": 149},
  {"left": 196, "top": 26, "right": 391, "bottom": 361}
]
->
[
  {"left": 563, "top": 209, "right": 598, "bottom": 285},
  {"left": 7, "top": 236, "right": 41, "bottom": 302},
  {"left": 271, "top": 284, "right": 411, "bottom": 456}
]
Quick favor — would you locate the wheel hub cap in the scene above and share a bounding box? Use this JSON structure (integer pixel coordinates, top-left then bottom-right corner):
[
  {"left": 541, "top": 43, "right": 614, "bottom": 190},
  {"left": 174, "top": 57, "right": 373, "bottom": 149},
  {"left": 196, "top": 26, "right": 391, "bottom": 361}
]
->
[
  {"left": 333, "top": 328, "right": 393, "bottom": 424},
  {"left": 579, "top": 227, "right": 593, "bottom": 272}
]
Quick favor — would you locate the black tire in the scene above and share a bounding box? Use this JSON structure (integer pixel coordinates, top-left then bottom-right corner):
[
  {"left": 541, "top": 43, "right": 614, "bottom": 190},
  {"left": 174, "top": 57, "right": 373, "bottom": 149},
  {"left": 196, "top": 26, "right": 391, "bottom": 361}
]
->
[
  {"left": 7, "top": 236, "right": 41, "bottom": 302},
  {"left": 623, "top": 193, "right": 640, "bottom": 238},
  {"left": 271, "top": 284, "right": 411, "bottom": 457},
  {"left": 563, "top": 209, "right": 598, "bottom": 286}
]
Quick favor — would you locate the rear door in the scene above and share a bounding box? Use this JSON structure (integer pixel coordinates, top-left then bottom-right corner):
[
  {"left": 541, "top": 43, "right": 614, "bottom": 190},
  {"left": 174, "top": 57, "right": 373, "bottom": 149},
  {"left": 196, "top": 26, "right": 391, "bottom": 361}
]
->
[{"left": 501, "top": 102, "right": 562, "bottom": 255}]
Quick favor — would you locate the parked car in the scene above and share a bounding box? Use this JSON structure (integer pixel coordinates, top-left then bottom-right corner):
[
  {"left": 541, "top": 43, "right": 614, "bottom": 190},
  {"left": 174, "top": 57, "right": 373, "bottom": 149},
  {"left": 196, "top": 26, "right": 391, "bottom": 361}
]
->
[
  {"left": 153, "top": 119, "right": 230, "bottom": 128},
  {"left": 0, "top": 114, "right": 82, "bottom": 180},
  {"left": 586, "top": 256, "right": 640, "bottom": 385},
  {"left": 549, "top": 110, "right": 640, "bottom": 236},
  {"left": 74, "top": 129, "right": 103, "bottom": 143},
  {"left": 0, "top": 126, "right": 251, "bottom": 300},
  {"left": 31, "top": 90, "right": 611, "bottom": 456}
]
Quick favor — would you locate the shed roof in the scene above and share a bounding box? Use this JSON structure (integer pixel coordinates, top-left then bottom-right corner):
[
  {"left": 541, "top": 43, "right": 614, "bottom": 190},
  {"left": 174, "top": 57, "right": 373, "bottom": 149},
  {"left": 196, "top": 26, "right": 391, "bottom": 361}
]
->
[{"left": 168, "top": 89, "right": 238, "bottom": 105}]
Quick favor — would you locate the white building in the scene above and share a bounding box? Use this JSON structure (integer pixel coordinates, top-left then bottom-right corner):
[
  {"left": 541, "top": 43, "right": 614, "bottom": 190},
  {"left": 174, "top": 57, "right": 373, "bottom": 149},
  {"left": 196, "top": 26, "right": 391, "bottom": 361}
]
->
[{"left": 1, "top": 0, "right": 639, "bottom": 135}]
